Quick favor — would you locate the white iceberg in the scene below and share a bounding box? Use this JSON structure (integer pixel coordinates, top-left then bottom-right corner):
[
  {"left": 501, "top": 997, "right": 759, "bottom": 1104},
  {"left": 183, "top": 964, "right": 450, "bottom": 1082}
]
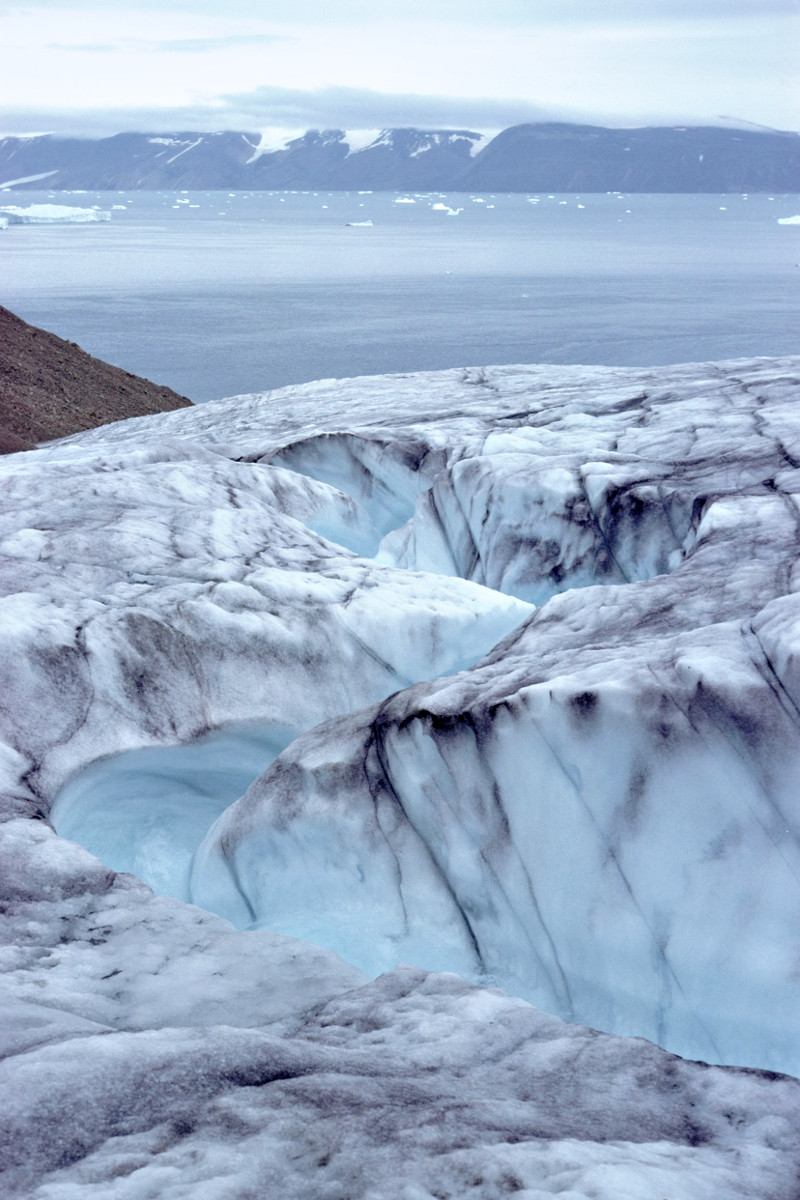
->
[{"left": 0, "top": 203, "right": 111, "bottom": 224}]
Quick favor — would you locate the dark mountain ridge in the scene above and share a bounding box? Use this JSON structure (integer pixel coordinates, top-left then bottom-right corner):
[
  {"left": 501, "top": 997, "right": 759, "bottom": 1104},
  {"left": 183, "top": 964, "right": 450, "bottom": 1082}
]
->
[
  {"left": 1, "top": 123, "right": 799, "bottom": 192},
  {"left": 464, "top": 122, "right": 800, "bottom": 193}
]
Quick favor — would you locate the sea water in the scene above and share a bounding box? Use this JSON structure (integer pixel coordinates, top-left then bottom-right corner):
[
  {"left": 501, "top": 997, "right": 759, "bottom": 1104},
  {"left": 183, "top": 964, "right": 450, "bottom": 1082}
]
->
[{"left": 1, "top": 189, "right": 798, "bottom": 403}]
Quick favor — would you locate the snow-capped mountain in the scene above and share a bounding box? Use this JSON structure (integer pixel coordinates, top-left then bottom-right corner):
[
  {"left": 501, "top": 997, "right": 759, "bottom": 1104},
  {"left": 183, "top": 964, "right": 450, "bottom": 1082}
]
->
[
  {"left": 0, "top": 130, "right": 261, "bottom": 191},
  {"left": 1, "top": 123, "right": 798, "bottom": 191},
  {"left": 0, "top": 127, "right": 487, "bottom": 192}
]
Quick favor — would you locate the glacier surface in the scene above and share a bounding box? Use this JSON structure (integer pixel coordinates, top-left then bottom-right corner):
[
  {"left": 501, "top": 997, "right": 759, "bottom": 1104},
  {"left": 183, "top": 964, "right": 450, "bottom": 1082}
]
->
[{"left": 2, "top": 360, "right": 800, "bottom": 1196}]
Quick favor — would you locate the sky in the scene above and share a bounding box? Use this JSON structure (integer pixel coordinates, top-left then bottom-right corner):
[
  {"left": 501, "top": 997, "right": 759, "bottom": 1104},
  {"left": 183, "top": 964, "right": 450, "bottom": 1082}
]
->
[{"left": 1, "top": 0, "right": 797, "bottom": 138}]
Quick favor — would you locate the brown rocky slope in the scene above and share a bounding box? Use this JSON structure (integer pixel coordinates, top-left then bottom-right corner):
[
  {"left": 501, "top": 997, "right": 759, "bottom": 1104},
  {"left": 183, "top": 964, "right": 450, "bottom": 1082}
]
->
[{"left": 0, "top": 305, "right": 192, "bottom": 452}]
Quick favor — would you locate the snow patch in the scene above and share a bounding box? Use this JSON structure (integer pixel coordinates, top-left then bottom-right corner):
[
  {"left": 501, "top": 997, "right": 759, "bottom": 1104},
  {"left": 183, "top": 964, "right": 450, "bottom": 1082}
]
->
[
  {"left": 165, "top": 138, "right": 202, "bottom": 165},
  {"left": 468, "top": 132, "right": 491, "bottom": 156},
  {"left": 342, "top": 129, "right": 382, "bottom": 154},
  {"left": 245, "top": 128, "right": 306, "bottom": 161},
  {"left": 0, "top": 169, "right": 59, "bottom": 190}
]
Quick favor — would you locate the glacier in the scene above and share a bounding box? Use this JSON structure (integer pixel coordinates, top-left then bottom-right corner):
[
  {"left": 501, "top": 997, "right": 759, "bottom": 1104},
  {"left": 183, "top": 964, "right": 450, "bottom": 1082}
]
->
[{"left": 2, "top": 359, "right": 800, "bottom": 1197}]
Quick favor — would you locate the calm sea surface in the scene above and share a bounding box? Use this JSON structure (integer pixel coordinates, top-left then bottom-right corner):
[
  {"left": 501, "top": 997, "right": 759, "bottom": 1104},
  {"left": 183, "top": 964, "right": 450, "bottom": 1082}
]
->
[{"left": 1, "top": 189, "right": 798, "bottom": 403}]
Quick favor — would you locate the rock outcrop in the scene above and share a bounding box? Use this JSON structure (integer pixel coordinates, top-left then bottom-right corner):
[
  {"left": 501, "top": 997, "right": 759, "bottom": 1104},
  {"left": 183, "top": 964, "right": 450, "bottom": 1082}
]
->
[{"left": 0, "top": 305, "right": 191, "bottom": 451}]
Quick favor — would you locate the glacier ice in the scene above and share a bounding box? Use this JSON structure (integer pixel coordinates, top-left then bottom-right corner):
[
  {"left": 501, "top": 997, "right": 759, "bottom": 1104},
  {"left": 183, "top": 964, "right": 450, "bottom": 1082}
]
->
[{"left": 3, "top": 359, "right": 800, "bottom": 1196}]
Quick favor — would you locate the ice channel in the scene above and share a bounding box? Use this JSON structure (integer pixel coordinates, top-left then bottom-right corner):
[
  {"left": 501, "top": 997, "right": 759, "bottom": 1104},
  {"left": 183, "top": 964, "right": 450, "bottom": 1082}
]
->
[
  {"left": 48, "top": 409, "right": 721, "bottom": 1059},
  {"left": 48, "top": 434, "right": 541, "bottom": 914},
  {"left": 50, "top": 723, "right": 295, "bottom": 902}
]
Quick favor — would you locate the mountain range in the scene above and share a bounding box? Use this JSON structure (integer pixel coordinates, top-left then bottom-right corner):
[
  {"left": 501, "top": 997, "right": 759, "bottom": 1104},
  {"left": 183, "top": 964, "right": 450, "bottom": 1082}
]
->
[{"left": 1, "top": 122, "right": 799, "bottom": 192}]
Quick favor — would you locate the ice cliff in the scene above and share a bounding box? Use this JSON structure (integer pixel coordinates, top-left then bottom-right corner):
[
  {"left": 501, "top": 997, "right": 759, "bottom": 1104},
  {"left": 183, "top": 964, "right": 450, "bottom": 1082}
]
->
[{"left": 2, "top": 360, "right": 800, "bottom": 1198}]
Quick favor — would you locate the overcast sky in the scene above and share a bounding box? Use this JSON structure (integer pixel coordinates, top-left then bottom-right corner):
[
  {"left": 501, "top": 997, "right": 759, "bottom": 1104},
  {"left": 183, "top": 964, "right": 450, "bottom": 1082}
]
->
[{"left": 1, "top": 0, "right": 797, "bottom": 138}]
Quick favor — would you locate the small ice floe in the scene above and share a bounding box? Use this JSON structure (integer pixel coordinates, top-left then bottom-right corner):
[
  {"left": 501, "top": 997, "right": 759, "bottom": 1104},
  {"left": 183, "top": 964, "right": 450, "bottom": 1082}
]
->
[
  {"left": 394, "top": 196, "right": 416, "bottom": 204},
  {"left": 778, "top": 215, "right": 800, "bottom": 225},
  {"left": 0, "top": 204, "right": 111, "bottom": 224},
  {"left": 346, "top": 220, "right": 373, "bottom": 227},
  {"left": 431, "top": 202, "right": 463, "bottom": 215}
]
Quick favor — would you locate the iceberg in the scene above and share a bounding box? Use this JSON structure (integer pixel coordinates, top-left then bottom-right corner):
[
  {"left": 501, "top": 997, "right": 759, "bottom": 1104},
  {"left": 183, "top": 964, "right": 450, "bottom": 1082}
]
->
[
  {"left": 0, "top": 203, "right": 111, "bottom": 224},
  {"left": 2, "top": 359, "right": 800, "bottom": 1196}
]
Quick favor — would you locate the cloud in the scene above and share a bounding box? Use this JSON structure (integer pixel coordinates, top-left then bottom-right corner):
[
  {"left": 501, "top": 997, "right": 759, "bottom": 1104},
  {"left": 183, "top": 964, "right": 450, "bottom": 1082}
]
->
[
  {"left": 4, "top": 83, "right": 776, "bottom": 143},
  {"left": 16, "top": 0, "right": 800, "bottom": 17},
  {"left": 0, "top": 88, "right": 617, "bottom": 142},
  {"left": 50, "top": 34, "right": 287, "bottom": 54},
  {"left": 211, "top": 85, "right": 587, "bottom": 132},
  {"left": 3, "top": 6, "right": 796, "bottom": 138}
]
